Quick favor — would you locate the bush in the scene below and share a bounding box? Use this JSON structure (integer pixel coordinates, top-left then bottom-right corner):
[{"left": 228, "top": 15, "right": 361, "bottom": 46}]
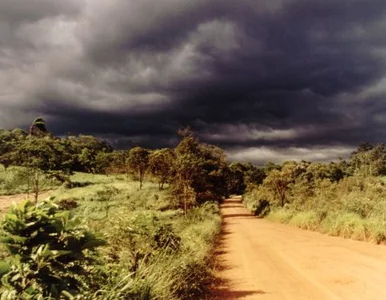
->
[
  {"left": 0, "top": 199, "right": 106, "bottom": 298},
  {"left": 58, "top": 198, "right": 79, "bottom": 210},
  {"left": 252, "top": 199, "right": 270, "bottom": 217}
]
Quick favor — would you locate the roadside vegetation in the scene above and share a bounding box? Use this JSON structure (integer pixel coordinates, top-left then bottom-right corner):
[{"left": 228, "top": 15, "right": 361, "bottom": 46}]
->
[
  {"left": 2, "top": 117, "right": 386, "bottom": 297},
  {"left": 243, "top": 143, "right": 386, "bottom": 243},
  {"left": 0, "top": 119, "right": 228, "bottom": 299}
]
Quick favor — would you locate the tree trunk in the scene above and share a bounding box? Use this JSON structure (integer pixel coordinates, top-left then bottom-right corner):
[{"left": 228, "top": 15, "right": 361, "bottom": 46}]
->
[
  {"left": 139, "top": 170, "right": 143, "bottom": 189},
  {"left": 33, "top": 171, "right": 39, "bottom": 204}
]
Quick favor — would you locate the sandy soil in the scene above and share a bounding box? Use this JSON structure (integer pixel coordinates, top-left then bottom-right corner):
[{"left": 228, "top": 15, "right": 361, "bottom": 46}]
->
[
  {"left": 0, "top": 192, "right": 51, "bottom": 213},
  {"left": 212, "top": 197, "right": 386, "bottom": 300}
]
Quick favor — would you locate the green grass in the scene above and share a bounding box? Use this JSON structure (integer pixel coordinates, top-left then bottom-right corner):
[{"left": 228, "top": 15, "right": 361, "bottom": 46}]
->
[
  {"left": 83, "top": 190, "right": 221, "bottom": 299},
  {"left": 245, "top": 175, "right": 386, "bottom": 244},
  {"left": 266, "top": 208, "right": 386, "bottom": 244},
  {"left": 288, "top": 211, "right": 321, "bottom": 231},
  {"left": 0, "top": 165, "right": 60, "bottom": 195}
]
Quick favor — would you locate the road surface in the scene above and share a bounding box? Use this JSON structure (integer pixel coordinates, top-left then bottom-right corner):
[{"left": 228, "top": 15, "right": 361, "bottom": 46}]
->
[
  {"left": 0, "top": 192, "right": 51, "bottom": 214},
  {"left": 212, "top": 197, "right": 386, "bottom": 300}
]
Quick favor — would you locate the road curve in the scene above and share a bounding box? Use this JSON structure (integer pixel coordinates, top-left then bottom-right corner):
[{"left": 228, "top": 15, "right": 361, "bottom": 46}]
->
[{"left": 211, "top": 197, "right": 386, "bottom": 300}]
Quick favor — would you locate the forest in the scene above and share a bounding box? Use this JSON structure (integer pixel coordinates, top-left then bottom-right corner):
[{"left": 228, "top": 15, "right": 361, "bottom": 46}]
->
[{"left": 1, "top": 118, "right": 386, "bottom": 299}]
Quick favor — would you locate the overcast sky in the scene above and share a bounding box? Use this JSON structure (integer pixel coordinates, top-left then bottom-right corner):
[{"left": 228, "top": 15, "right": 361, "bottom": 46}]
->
[{"left": 1, "top": 0, "right": 386, "bottom": 164}]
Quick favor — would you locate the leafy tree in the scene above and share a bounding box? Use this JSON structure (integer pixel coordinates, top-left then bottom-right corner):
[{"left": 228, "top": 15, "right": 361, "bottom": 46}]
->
[
  {"left": 64, "top": 135, "right": 113, "bottom": 173},
  {"left": 148, "top": 148, "right": 175, "bottom": 190},
  {"left": 350, "top": 143, "right": 386, "bottom": 176},
  {"left": 0, "top": 129, "right": 27, "bottom": 170},
  {"left": 29, "top": 117, "right": 51, "bottom": 137},
  {"left": 127, "top": 147, "right": 150, "bottom": 189},
  {"left": 227, "top": 162, "right": 248, "bottom": 195},
  {"left": 94, "top": 152, "right": 113, "bottom": 174},
  {"left": 263, "top": 168, "right": 293, "bottom": 207},
  {"left": 172, "top": 130, "right": 203, "bottom": 212},
  {"left": 244, "top": 164, "right": 266, "bottom": 187},
  {"left": 171, "top": 129, "right": 228, "bottom": 212},
  {"left": 105, "top": 150, "right": 129, "bottom": 175},
  {"left": 78, "top": 148, "right": 96, "bottom": 174},
  {"left": 194, "top": 143, "right": 228, "bottom": 202},
  {"left": 265, "top": 161, "right": 281, "bottom": 173},
  {"left": 0, "top": 153, "right": 15, "bottom": 171},
  {"left": 14, "top": 137, "right": 72, "bottom": 202}
]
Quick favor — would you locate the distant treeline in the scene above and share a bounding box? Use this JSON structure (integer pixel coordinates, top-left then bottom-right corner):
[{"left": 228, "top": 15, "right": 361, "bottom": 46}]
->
[
  {"left": 0, "top": 118, "right": 262, "bottom": 210},
  {"left": 2, "top": 118, "right": 386, "bottom": 205},
  {"left": 243, "top": 142, "right": 386, "bottom": 243}
]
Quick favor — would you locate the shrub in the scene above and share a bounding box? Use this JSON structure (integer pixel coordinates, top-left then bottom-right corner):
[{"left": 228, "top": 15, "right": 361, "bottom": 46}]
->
[
  {"left": 252, "top": 199, "right": 270, "bottom": 217},
  {"left": 0, "top": 199, "right": 106, "bottom": 298},
  {"left": 58, "top": 198, "right": 79, "bottom": 210}
]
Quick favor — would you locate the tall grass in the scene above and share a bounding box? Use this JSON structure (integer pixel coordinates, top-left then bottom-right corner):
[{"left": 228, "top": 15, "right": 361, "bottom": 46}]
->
[
  {"left": 0, "top": 171, "right": 221, "bottom": 299},
  {"left": 87, "top": 196, "right": 221, "bottom": 299},
  {"left": 246, "top": 175, "right": 386, "bottom": 244}
]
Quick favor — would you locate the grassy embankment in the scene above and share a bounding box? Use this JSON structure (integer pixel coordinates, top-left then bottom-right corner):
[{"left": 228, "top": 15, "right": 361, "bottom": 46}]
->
[
  {"left": 244, "top": 176, "right": 386, "bottom": 244},
  {"left": 0, "top": 169, "right": 221, "bottom": 299}
]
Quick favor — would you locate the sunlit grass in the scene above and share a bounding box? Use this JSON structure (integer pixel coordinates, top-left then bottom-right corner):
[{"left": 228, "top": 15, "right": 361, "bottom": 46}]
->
[
  {"left": 267, "top": 207, "right": 386, "bottom": 244},
  {"left": 0, "top": 168, "right": 221, "bottom": 298}
]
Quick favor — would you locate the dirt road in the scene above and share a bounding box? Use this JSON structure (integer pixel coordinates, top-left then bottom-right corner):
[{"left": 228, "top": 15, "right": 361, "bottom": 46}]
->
[
  {"left": 0, "top": 192, "right": 51, "bottom": 214},
  {"left": 212, "top": 197, "right": 386, "bottom": 300}
]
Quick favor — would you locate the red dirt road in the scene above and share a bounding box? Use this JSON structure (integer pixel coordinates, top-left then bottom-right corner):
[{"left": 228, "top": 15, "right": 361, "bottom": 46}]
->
[
  {"left": 0, "top": 192, "right": 51, "bottom": 214},
  {"left": 213, "top": 197, "right": 386, "bottom": 300}
]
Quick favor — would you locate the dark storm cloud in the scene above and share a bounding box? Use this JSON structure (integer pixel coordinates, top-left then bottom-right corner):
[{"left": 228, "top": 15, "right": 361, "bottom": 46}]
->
[
  {"left": 0, "top": 0, "right": 81, "bottom": 22},
  {"left": 1, "top": 0, "right": 386, "bottom": 163}
]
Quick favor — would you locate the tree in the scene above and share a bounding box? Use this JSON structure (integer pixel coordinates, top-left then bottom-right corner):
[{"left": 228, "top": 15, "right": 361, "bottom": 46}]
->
[
  {"left": 0, "top": 129, "right": 27, "bottom": 170},
  {"left": 14, "top": 137, "right": 71, "bottom": 202},
  {"left": 244, "top": 165, "right": 266, "bottom": 187},
  {"left": 350, "top": 143, "right": 386, "bottom": 176},
  {"left": 263, "top": 168, "right": 292, "bottom": 207},
  {"left": 171, "top": 129, "right": 228, "bottom": 212},
  {"left": 265, "top": 161, "right": 281, "bottom": 173},
  {"left": 227, "top": 162, "right": 247, "bottom": 195},
  {"left": 148, "top": 148, "right": 175, "bottom": 190},
  {"left": 172, "top": 130, "right": 202, "bottom": 212},
  {"left": 29, "top": 117, "right": 51, "bottom": 137},
  {"left": 194, "top": 143, "right": 228, "bottom": 202},
  {"left": 127, "top": 147, "right": 150, "bottom": 189},
  {"left": 106, "top": 150, "right": 129, "bottom": 175},
  {"left": 64, "top": 135, "right": 113, "bottom": 173},
  {"left": 0, "top": 153, "right": 14, "bottom": 171}
]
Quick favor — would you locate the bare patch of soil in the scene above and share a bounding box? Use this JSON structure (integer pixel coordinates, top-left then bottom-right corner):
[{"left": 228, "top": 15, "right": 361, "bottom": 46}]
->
[{"left": 0, "top": 192, "right": 52, "bottom": 214}]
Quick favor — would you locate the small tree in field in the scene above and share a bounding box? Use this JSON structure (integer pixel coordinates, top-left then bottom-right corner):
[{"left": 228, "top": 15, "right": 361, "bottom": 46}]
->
[
  {"left": 15, "top": 137, "right": 70, "bottom": 203},
  {"left": 171, "top": 129, "right": 228, "bottom": 213},
  {"left": 172, "top": 130, "right": 202, "bottom": 212},
  {"left": 263, "top": 169, "right": 292, "bottom": 207},
  {"left": 148, "top": 148, "right": 175, "bottom": 190},
  {"left": 127, "top": 147, "right": 150, "bottom": 189}
]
